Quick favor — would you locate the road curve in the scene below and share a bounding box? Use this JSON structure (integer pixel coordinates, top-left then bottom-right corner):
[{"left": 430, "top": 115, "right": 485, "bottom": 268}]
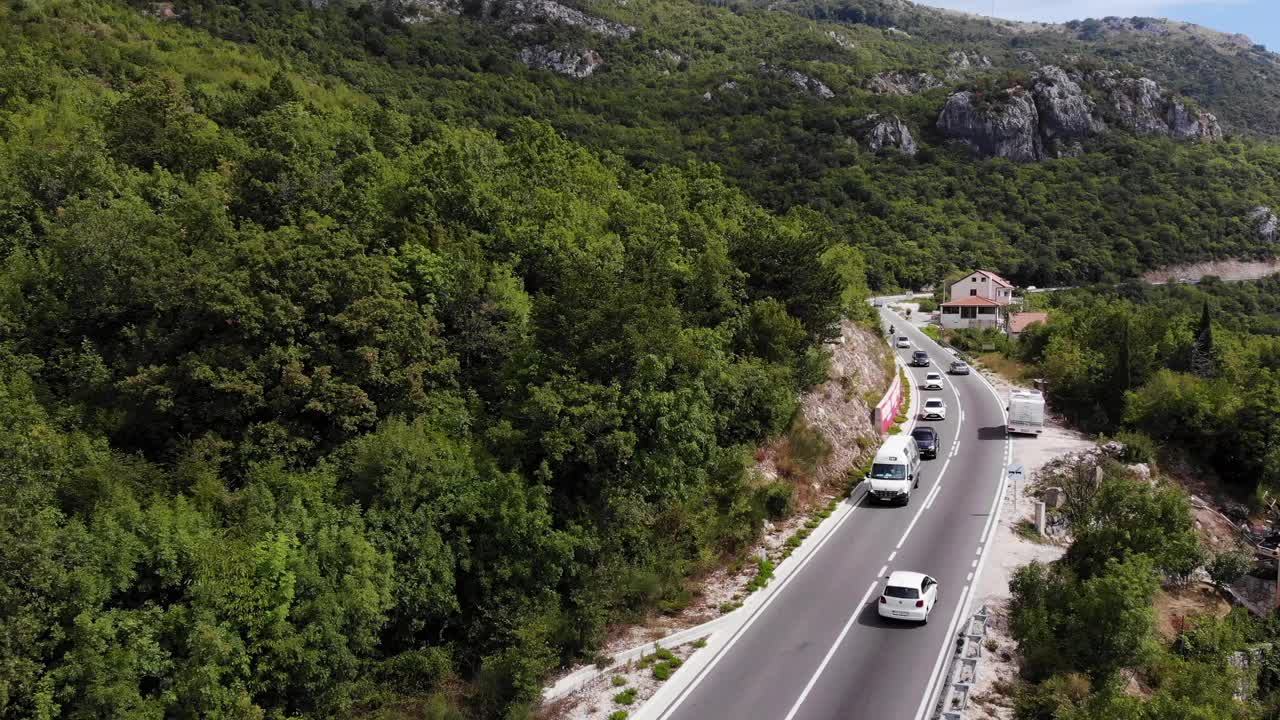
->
[{"left": 646, "top": 307, "right": 1011, "bottom": 720}]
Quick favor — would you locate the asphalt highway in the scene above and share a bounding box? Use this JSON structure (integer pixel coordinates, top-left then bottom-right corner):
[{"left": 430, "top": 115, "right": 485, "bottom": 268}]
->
[{"left": 649, "top": 306, "right": 1011, "bottom": 720}]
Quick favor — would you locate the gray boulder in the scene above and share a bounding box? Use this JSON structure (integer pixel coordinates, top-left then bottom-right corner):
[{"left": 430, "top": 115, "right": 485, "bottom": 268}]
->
[
  {"left": 937, "top": 89, "right": 1042, "bottom": 162},
  {"left": 519, "top": 46, "right": 604, "bottom": 77},
  {"left": 861, "top": 114, "right": 917, "bottom": 156}
]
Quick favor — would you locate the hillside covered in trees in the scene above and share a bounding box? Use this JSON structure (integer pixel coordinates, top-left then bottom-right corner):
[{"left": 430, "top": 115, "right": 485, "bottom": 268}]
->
[
  {"left": 7, "top": 0, "right": 1280, "bottom": 717},
  {"left": 150, "top": 0, "right": 1280, "bottom": 289},
  {"left": 0, "top": 2, "right": 874, "bottom": 717}
]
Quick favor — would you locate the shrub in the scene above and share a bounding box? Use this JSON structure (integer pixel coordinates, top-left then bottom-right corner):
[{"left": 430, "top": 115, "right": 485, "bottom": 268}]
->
[
  {"left": 761, "top": 481, "right": 794, "bottom": 520},
  {"left": 1207, "top": 549, "right": 1252, "bottom": 588},
  {"left": 653, "top": 647, "right": 675, "bottom": 661},
  {"left": 610, "top": 712, "right": 629, "bottom": 720},
  {"left": 1113, "top": 430, "right": 1156, "bottom": 465},
  {"left": 692, "top": 638, "right": 708, "bottom": 648},
  {"left": 594, "top": 654, "right": 614, "bottom": 669},
  {"left": 614, "top": 688, "right": 638, "bottom": 705},
  {"left": 612, "top": 675, "right": 628, "bottom": 687},
  {"left": 653, "top": 662, "right": 673, "bottom": 681}
]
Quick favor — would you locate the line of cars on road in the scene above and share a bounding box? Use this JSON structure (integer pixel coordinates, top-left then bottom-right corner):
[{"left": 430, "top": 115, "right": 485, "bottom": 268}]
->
[{"left": 872, "top": 327, "right": 968, "bottom": 624}]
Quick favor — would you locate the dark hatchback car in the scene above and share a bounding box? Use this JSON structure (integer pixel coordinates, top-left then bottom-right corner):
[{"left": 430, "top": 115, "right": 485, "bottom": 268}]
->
[
  {"left": 911, "top": 426, "right": 940, "bottom": 459},
  {"left": 911, "top": 350, "right": 930, "bottom": 367}
]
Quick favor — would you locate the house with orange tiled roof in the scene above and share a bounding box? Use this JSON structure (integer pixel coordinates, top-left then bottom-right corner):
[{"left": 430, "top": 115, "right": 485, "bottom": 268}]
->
[{"left": 941, "top": 270, "right": 1016, "bottom": 330}]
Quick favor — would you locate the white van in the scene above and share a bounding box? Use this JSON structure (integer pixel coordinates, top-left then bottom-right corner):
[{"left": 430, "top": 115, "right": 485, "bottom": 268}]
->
[
  {"left": 1007, "top": 390, "right": 1046, "bottom": 435},
  {"left": 865, "top": 435, "right": 921, "bottom": 505}
]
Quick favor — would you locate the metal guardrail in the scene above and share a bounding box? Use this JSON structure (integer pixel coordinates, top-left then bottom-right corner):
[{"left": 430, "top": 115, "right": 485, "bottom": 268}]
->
[{"left": 932, "top": 605, "right": 991, "bottom": 720}]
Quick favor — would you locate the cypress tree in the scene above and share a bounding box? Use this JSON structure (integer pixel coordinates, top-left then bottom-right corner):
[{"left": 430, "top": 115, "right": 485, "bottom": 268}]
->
[{"left": 1190, "top": 300, "right": 1216, "bottom": 378}]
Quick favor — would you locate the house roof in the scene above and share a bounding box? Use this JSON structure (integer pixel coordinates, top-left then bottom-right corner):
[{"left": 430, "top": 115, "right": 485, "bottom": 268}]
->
[
  {"left": 1010, "top": 312, "right": 1050, "bottom": 333},
  {"left": 941, "top": 296, "right": 1003, "bottom": 307},
  {"left": 976, "top": 269, "right": 1014, "bottom": 288}
]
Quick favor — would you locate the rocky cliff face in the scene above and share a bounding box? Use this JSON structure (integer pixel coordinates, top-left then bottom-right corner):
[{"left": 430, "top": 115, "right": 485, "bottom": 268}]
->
[
  {"left": 518, "top": 46, "right": 603, "bottom": 77},
  {"left": 937, "top": 89, "right": 1042, "bottom": 162},
  {"left": 938, "top": 66, "right": 1223, "bottom": 161},
  {"left": 1031, "top": 66, "right": 1103, "bottom": 150},
  {"left": 860, "top": 114, "right": 917, "bottom": 156},
  {"left": 1096, "top": 73, "right": 1222, "bottom": 142}
]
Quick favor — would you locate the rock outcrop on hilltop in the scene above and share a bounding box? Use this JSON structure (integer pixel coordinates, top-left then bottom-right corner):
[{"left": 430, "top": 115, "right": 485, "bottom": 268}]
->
[
  {"left": 937, "top": 66, "right": 1223, "bottom": 161},
  {"left": 860, "top": 114, "right": 917, "bottom": 156},
  {"left": 937, "top": 89, "right": 1043, "bottom": 162},
  {"left": 1095, "top": 74, "right": 1222, "bottom": 142}
]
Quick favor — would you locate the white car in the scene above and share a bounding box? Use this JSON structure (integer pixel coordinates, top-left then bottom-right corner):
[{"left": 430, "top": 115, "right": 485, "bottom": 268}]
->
[
  {"left": 923, "top": 372, "right": 944, "bottom": 390},
  {"left": 921, "top": 398, "right": 947, "bottom": 420},
  {"left": 878, "top": 571, "right": 939, "bottom": 623},
  {"left": 895, "top": 336, "right": 911, "bottom": 349}
]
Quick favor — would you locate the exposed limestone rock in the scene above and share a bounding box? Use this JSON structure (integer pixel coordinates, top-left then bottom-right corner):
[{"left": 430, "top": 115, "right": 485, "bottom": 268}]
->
[
  {"left": 885, "top": 27, "right": 911, "bottom": 38},
  {"left": 1094, "top": 73, "right": 1222, "bottom": 141},
  {"left": 938, "top": 66, "right": 1222, "bottom": 161},
  {"left": 519, "top": 45, "right": 604, "bottom": 77},
  {"left": 827, "top": 30, "right": 855, "bottom": 50},
  {"left": 653, "top": 49, "right": 685, "bottom": 65},
  {"left": 1251, "top": 206, "right": 1278, "bottom": 242},
  {"left": 500, "top": 0, "right": 634, "bottom": 38},
  {"left": 860, "top": 114, "right": 917, "bottom": 156},
  {"left": 866, "top": 71, "right": 942, "bottom": 96},
  {"left": 1031, "top": 66, "right": 1104, "bottom": 153},
  {"left": 937, "top": 89, "right": 1042, "bottom": 162},
  {"left": 948, "top": 50, "right": 991, "bottom": 69},
  {"left": 1165, "top": 100, "right": 1223, "bottom": 142},
  {"left": 1016, "top": 50, "right": 1040, "bottom": 66},
  {"left": 402, "top": 0, "right": 633, "bottom": 37},
  {"left": 761, "top": 64, "right": 833, "bottom": 99},
  {"left": 702, "top": 80, "right": 740, "bottom": 101}
]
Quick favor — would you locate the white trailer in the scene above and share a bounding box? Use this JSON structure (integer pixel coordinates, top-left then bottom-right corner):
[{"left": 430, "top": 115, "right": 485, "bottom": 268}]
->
[{"left": 1007, "top": 390, "right": 1046, "bottom": 436}]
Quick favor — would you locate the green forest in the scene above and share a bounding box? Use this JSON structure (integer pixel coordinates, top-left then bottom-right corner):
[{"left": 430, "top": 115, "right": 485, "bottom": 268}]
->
[
  {"left": 136, "top": 0, "right": 1280, "bottom": 290},
  {"left": 10, "top": 0, "right": 1280, "bottom": 717},
  {"left": 0, "top": 2, "right": 875, "bottom": 717}
]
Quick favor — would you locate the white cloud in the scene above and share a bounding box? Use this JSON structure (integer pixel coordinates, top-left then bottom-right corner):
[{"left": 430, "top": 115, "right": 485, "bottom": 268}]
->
[{"left": 917, "top": 0, "right": 1241, "bottom": 24}]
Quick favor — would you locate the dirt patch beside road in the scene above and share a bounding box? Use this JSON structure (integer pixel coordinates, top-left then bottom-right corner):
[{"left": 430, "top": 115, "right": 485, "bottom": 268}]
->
[{"left": 1142, "top": 258, "right": 1280, "bottom": 284}]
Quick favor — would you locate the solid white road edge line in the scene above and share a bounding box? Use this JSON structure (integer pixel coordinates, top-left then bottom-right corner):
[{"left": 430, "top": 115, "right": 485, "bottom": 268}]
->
[
  {"left": 912, "top": 361, "right": 1014, "bottom": 720},
  {"left": 912, "top": 583, "right": 972, "bottom": 720},
  {"left": 779, "top": 581, "right": 880, "bottom": 720},
  {"left": 644, "top": 486, "right": 870, "bottom": 720}
]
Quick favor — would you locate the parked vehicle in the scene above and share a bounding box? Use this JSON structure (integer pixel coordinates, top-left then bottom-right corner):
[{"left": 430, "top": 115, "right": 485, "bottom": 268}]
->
[
  {"left": 923, "top": 372, "right": 944, "bottom": 390},
  {"left": 911, "top": 426, "right": 939, "bottom": 459},
  {"left": 865, "top": 436, "right": 920, "bottom": 505},
  {"left": 949, "top": 360, "right": 970, "bottom": 375},
  {"left": 911, "top": 350, "right": 930, "bottom": 367},
  {"left": 1007, "top": 390, "right": 1045, "bottom": 435},
  {"left": 921, "top": 398, "right": 947, "bottom": 421},
  {"left": 896, "top": 335, "right": 911, "bottom": 348},
  {"left": 878, "top": 571, "right": 939, "bottom": 624}
]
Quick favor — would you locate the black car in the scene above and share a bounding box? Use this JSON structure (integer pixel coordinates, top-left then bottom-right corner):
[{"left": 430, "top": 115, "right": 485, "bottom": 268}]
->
[
  {"left": 911, "top": 350, "right": 930, "bottom": 367},
  {"left": 911, "top": 426, "right": 940, "bottom": 459}
]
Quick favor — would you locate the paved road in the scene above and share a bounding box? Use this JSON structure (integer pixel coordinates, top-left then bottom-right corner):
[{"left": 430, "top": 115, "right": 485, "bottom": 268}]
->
[{"left": 648, "top": 308, "right": 1011, "bottom": 720}]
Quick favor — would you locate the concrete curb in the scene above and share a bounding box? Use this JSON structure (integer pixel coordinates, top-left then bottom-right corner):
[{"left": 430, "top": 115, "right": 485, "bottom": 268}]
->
[{"left": 547, "top": 323, "right": 911, "bottom": 711}]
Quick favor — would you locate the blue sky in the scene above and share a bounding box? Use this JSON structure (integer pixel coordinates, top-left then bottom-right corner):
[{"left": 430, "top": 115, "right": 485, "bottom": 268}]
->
[{"left": 919, "top": 1, "right": 1280, "bottom": 52}]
